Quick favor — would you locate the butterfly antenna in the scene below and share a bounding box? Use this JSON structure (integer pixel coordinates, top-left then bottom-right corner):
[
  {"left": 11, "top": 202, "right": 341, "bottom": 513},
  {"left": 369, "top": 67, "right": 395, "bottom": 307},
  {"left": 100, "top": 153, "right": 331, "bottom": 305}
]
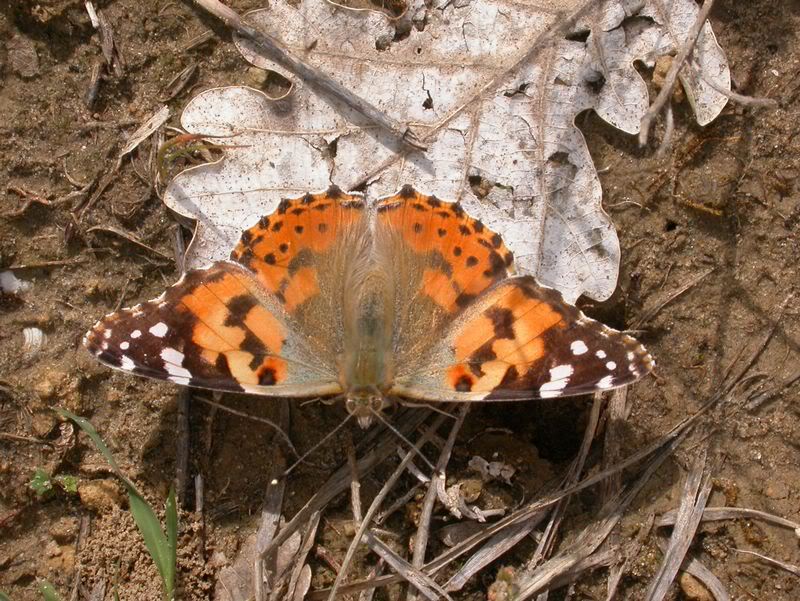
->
[
  {"left": 273, "top": 398, "right": 351, "bottom": 484},
  {"left": 369, "top": 408, "right": 439, "bottom": 474}
]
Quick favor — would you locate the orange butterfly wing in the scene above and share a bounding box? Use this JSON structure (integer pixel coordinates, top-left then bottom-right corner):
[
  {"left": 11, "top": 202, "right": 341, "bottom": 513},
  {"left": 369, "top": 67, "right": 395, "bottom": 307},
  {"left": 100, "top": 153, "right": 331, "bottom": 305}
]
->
[
  {"left": 84, "top": 187, "right": 367, "bottom": 397},
  {"left": 375, "top": 186, "right": 653, "bottom": 401}
]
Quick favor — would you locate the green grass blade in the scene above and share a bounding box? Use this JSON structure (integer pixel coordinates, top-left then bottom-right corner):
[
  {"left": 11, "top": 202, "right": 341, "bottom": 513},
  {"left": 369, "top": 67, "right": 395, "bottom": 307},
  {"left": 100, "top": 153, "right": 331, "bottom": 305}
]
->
[
  {"left": 0, "top": 591, "right": 13, "bottom": 601},
  {"left": 164, "top": 486, "right": 178, "bottom": 597},
  {"left": 128, "top": 491, "right": 173, "bottom": 596},
  {"left": 56, "top": 409, "right": 177, "bottom": 599},
  {"left": 54, "top": 409, "right": 129, "bottom": 485},
  {"left": 38, "top": 581, "right": 62, "bottom": 601}
]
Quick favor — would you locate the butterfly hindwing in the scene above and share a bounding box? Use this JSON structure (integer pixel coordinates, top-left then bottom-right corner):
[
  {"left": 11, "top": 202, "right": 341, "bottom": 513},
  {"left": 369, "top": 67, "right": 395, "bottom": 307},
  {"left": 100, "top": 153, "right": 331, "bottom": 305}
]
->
[{"left": 391, "top": 275, "right": 654, "bottom": 401}]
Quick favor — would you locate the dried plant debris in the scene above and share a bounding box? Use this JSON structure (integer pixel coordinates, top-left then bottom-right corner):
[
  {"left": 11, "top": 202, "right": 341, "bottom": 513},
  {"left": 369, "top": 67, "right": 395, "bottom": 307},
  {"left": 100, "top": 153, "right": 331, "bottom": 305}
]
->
[{"left": 166, "top": 0, "right": 730, "bottom": 303}]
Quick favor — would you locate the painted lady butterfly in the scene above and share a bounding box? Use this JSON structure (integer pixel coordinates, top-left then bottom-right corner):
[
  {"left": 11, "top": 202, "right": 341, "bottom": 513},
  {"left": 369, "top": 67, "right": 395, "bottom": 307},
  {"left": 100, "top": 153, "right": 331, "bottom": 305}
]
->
[{"left": 84, "top": 186, "right": 653, "bottom": 427}]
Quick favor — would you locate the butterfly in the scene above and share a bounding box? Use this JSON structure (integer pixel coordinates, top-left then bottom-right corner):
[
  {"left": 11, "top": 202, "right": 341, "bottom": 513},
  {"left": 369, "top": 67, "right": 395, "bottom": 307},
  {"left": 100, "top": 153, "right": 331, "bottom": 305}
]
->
[{"left": 84, "top": 186, "right": 654, "bottom": 428}]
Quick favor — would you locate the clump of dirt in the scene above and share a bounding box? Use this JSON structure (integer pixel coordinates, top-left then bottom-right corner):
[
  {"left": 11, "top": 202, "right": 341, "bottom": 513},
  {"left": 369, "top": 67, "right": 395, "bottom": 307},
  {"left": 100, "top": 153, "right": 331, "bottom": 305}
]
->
[{"left": 2, "top": 1, "right": 799, "bottom": 600}]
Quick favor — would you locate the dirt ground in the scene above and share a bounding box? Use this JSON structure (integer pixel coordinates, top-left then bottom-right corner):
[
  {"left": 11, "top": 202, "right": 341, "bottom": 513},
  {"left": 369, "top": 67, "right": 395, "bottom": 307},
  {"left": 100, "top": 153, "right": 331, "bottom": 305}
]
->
[{"left": 1, "top": 0, "right": 799, "bottom": 600}]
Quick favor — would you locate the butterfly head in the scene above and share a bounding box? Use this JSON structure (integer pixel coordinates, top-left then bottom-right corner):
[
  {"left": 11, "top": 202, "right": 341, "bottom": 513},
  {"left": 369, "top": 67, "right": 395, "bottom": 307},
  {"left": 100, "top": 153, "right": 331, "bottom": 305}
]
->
[{"left": 345, "top": 385, "right": 390, "bottom": 429}]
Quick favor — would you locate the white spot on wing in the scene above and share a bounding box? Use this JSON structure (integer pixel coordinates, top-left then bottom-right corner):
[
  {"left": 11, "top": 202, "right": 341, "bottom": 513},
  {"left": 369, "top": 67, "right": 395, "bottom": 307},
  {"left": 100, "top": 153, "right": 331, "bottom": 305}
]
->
[
  {"left": 596, "top": 350, "right": 607, "bottom": 359},
  {"left": 120, "top": 355, "right": 136, "bottom": 371},
  {"left": 570, "top": 340, "right": 588, "bottom": 355},
  {"left": 120, "top": 341, "right": 130, "bottom": 350},
  {"left": 104, "top": 329, "right": 112, "bottom": 339},
  {"left": 627, "top": 351, "right": 635, "bottom": 360},
  {"left": 161, "top": 348, "right": 192, "bottom": 380},
  {"left": 539, "top": 364, "right": 574, "bottom": 398},
  {"left": 597, "top": 375, "right": 614, "bottom": 389},
  {"left": 131, "top": 330, "right": 142, "bottom": 339},
  {"left": 606, "top": 361, "right": 617, "bottom": 370},
  {"left": 149, "top": 322, "right": 168, "bottom": 338}
]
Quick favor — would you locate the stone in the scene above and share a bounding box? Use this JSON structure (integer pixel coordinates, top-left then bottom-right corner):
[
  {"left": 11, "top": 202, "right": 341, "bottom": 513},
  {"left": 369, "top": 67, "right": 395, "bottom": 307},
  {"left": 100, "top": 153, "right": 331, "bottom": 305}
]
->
[
  {"left": 679, "top": 572, "right": 713, "bottom": 601},
  {"left": 78, "top": 479, "right": 124, "bottom": 512},
  {"left": 7, "top": 35, "right": 40, "bottom": 79}
]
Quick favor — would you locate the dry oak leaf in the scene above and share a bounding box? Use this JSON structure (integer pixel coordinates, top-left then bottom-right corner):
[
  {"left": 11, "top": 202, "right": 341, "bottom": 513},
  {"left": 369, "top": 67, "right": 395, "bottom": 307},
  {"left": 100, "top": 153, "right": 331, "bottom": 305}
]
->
[{"left": 164, "top": 0, "right": 729, "bottom": 302}]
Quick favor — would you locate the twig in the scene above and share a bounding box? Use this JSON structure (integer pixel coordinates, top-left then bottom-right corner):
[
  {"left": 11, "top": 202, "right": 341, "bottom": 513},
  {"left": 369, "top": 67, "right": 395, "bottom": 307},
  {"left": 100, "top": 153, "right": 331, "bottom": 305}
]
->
[
  {"left": 5, "top": 186, "right": 52, "bottom": 217},
  {"left": 691, "top": 59, "right": 778, "bottom": 108},
  {"left": 735, "top": 549, "right": 800, "bottom": 578},
  {"left": 639, "top": 0, "right": 716, "bottom": 146},
  {"left": 634, "top": 267, "right": 715, "bottom": 328},
  {"left": 189, "top": 0, "right": 425, "bottom": 151},
  {"left": 7, "top": 258, "right": 89, "bottom": 270},
  {"left": 409, "top": 404, "right": 468, "bottom": 598},
  {"left": 87, "top": 225, "right": 173, "bottom": 261},
  {"left": 0, "top": 432, "right": 54, "bottom": 446},
  {"left": 175, "top": 388, "right": 191, "bottom": 503}
]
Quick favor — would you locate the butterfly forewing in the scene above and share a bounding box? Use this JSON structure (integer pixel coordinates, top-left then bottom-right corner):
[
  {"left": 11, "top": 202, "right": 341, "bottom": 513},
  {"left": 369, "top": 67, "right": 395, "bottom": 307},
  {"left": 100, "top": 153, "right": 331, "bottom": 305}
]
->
[{"left": 375, "top": 185, "right": 514, "bottom": 372}]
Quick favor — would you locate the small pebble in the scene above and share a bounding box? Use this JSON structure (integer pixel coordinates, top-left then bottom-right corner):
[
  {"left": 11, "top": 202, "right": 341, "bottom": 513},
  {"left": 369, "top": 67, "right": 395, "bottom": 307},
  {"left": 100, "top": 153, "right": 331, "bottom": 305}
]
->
[
  {"left": 78, "top": 479, "right": 124, "bottom": 512},
  {"left": 679, "top": 572, "right": 713, "bottom": 601}
]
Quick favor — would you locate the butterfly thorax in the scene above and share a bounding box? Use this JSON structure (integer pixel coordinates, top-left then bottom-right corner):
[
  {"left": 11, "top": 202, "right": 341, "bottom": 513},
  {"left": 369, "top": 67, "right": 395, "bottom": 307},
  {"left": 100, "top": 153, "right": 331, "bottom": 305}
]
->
[{"left": 340, "top": 248, "right": 395, "bottom": 427}]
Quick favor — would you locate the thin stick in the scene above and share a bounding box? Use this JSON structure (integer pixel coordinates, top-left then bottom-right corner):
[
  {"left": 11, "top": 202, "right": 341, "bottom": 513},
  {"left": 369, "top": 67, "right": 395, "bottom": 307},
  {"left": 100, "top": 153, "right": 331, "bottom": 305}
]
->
[
  {"left": 188, "top": 0, "right": 424, "bottom": 151},
  {"left": 692, "top": 59, "right": 778, "bottom": 108},
  {"left": 639, "top": 0, "right": 716, "bottom": 146},
  {"left": 409, "top": 405, "right": 468, "bottom": 600}
]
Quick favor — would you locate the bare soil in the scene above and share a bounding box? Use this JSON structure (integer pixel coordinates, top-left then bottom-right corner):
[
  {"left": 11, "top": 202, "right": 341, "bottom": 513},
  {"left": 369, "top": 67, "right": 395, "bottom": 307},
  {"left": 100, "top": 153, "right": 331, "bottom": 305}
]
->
[{"left": 1, "top": 1, "right": 799, "bottom": 600}]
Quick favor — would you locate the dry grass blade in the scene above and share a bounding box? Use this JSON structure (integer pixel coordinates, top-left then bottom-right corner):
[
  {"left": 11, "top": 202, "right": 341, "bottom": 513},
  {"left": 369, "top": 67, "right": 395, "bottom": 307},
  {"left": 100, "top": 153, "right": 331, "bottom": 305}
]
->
[
  {"left": 527, "top": 395, "right": 604, "bottom": 569},
  {"left": 309, "top": 401, "right": 713, "bottom": 600},
  {"left": 746, "top": 369, "right": 800, "bottom": 410},
  {"left": 722, "top": 294, "right": 792, "bottom": 396},
  {"left": 644, "top": 450, "right": 713, "bottom": 601},
  {"left": 364, "top": 532, "right": 453, "bottom": 601},
  {"left": 444, "top": 512, "right": 548, "bottom": 592},
  {"left": 657, "top": 506, "right": 800, "bottom": 533},
  {"left": 449, "top": 394, "right": 605, "bottom": 595},
  {"left": 260, "top": 408, "right": 431, "bottom": 565},
  {"left": 514, "top": 429, "right": 687, "bottom": 600},
  {"left": 634, "top": 267, "right": 715, "bottom": 329},
  {"left": 605, "top": 514, "right": 655, "bottom": 601},
  {"left": 735, "top": 549, "right": 800, "bottom": 578},
  {"left": 326, "top": 413, "right": 448, "bottom": 601},
  {"left": 279, "top": 512, "right": 321, "bottom": 601}
]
